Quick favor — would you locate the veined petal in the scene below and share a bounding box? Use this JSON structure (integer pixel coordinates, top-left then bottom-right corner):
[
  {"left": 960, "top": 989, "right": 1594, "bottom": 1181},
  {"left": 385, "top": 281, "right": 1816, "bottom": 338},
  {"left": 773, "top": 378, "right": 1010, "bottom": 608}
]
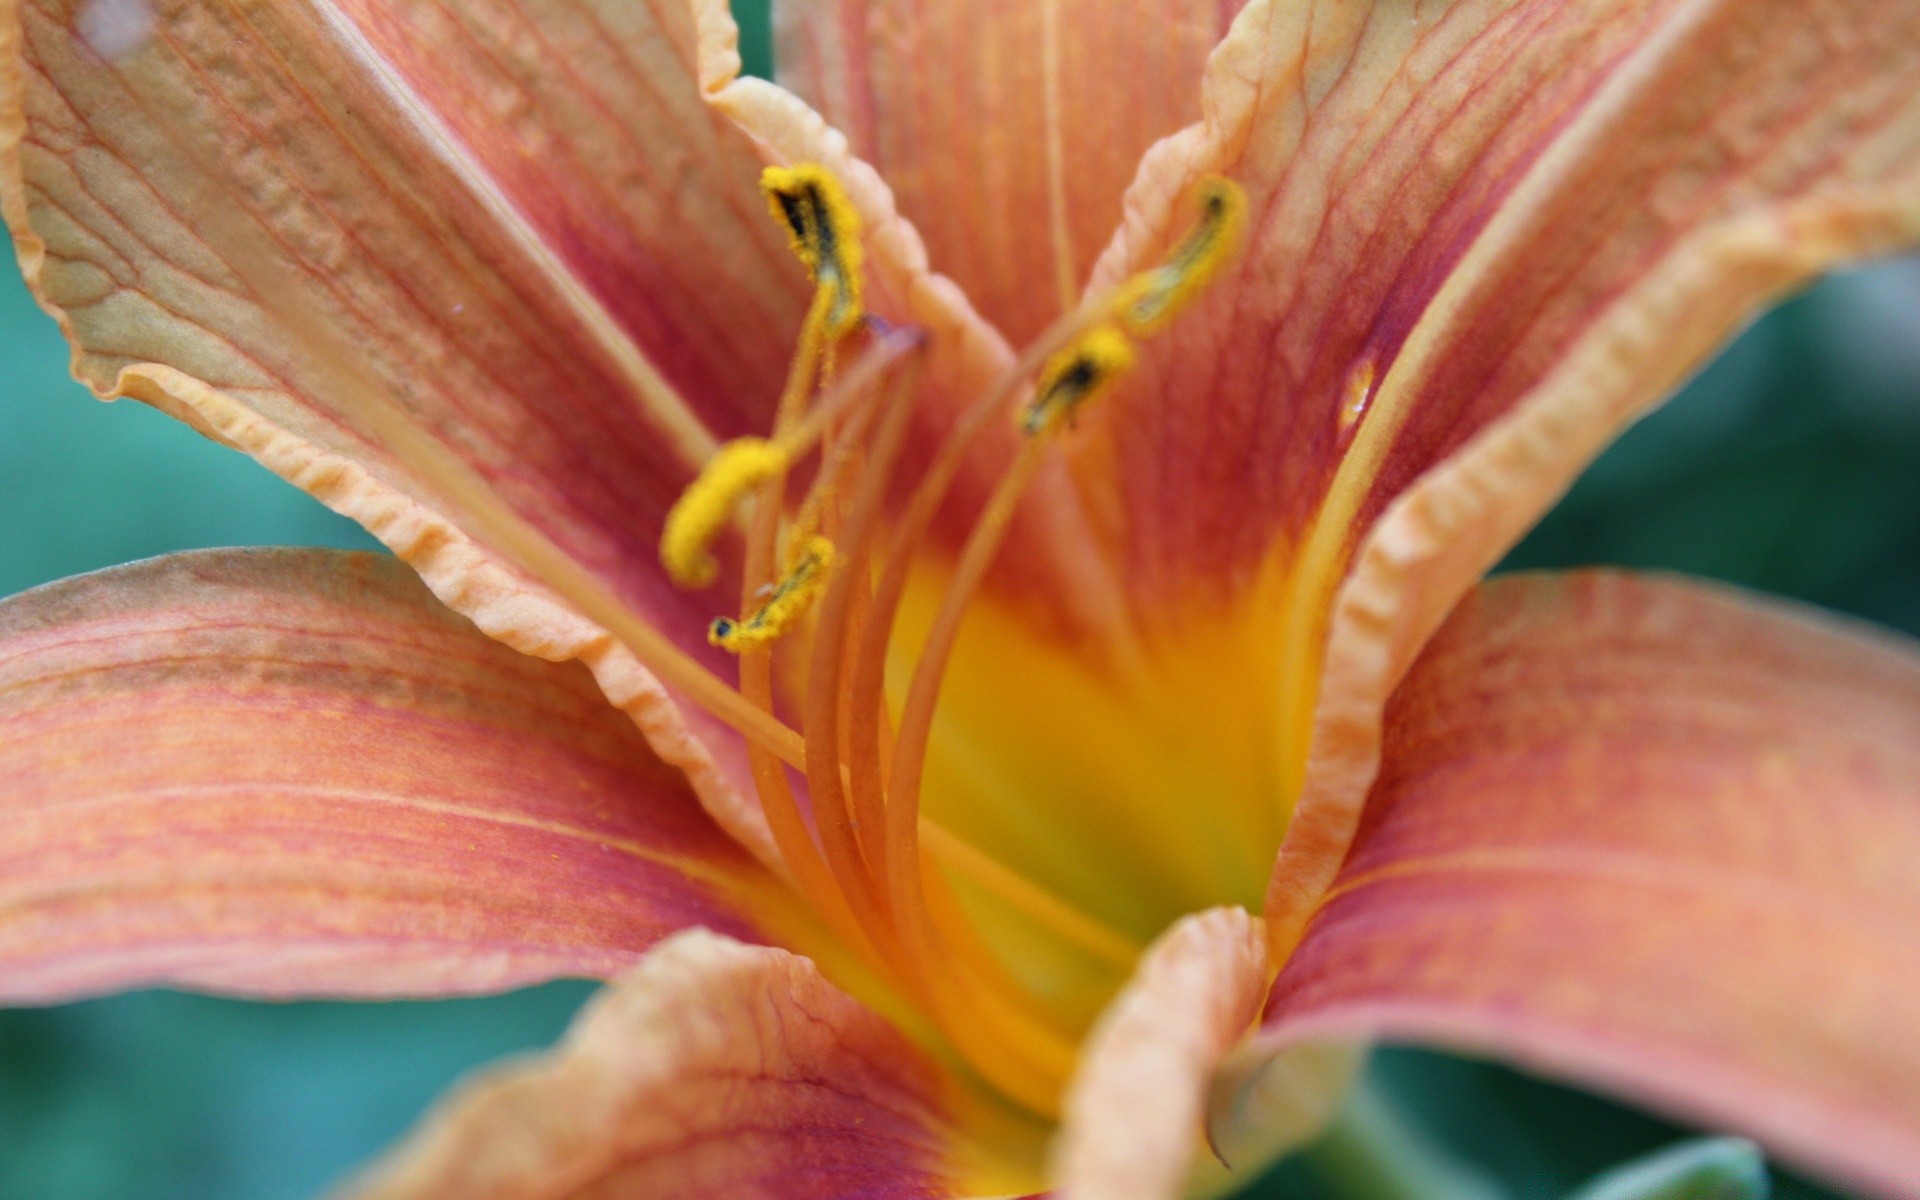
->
[
  {"left": 696, "top": 0, "right": 1127, "bottom": 641},
  {"left": 1077, "top": 0, "right": 1920, "bottom": 610},
  {"left": 340, "top": 930, "right": 998, "bottom": 1200},
  {"left": 1050, "top": 907, "right": 1282, "bottom": 1200},
  {"left": 774, "top": 0, "right": 1247, "bottom": 345},
  {"left": 0, "top": 548, "right": 778, "bottom": 1002},
  {"left": 2, "top": 0, "right": 811, "bottom": 602},
  {"left": 0, "top": 0, "right": 830, "bottom": 861},
  {"left": 1068, "top": 0, "right": 1920, "bottom": 942},
  {"left": 1259, "top": 572, "right": 1920, "bottom": 1199}
]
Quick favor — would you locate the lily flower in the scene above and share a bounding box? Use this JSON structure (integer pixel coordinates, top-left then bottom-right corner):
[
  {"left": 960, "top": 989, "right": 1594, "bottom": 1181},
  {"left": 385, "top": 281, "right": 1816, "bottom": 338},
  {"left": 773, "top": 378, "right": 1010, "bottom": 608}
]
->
[{"left": 4, "top": 0, "right": 1920, "bottom": 1195}]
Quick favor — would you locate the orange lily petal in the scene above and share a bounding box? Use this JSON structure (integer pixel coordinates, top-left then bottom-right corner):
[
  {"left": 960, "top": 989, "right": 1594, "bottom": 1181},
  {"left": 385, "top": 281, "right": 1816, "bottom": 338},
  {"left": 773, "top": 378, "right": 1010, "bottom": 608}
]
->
[
  {"left": 0, "top": 548, "right": 776, "bottom": 1002},
  {"left": 2, "top": 0, "right": 809, "bottom": 601},
  {"left": 1259, "top": 571, "right": 1920, "bottom": 1199},
  {"left": 0, "top": 0, "right": 838, "bottom": 860},
  {"left": 339, "top": 930, "right": 964, "bottom": 1200},
  {"left": 1077, "top": 0, "right": 1920, "bottom": 608},
  {"left": 773, "top": 0, "right": 1248, "bottom": 345},
  {"left": 1050, "top": 907, "right": 1277, "bottom": 1200}
]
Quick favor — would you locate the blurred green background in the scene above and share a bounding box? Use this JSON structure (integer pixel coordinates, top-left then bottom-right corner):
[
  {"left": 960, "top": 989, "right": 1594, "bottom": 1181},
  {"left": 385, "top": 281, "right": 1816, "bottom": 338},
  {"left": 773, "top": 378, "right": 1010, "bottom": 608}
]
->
[{"left": 3, "top": 2, "right": 1918, "bottom": 1196}]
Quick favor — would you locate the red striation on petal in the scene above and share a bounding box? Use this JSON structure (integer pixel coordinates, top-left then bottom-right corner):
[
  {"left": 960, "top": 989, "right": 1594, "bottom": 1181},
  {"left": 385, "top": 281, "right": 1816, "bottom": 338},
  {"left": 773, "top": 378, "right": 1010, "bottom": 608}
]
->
[
  {"left": 326, "top": 0, "right": 811, "bottom": 442},
  {"left": 1, "top": 0, "right": 815, "bottom": 648},
  {"left": 341, "top": 931, "right": 958, "bottom": 1200},
  {"left": 1078, "top": 0, "right": 1920, "bottom": 608},
  {"left": 775, "top": 0, "right": 1247, "bottom": 346},
  {"left": 0, "top": 0, "right": 855, "bottom": 869},
  {"left": 1260, "top": 571, "right": 1920, "bottom": 1200},
  {"left": 0, "top": 549, "right": 775, "bottom": 1002}
]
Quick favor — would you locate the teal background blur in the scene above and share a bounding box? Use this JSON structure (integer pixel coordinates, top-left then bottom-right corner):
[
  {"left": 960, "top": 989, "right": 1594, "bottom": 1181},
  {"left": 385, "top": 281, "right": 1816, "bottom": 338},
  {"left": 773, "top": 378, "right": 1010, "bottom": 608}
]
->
[{"left": 3, "top": 1, "right": 1918, "bottom": 1195}]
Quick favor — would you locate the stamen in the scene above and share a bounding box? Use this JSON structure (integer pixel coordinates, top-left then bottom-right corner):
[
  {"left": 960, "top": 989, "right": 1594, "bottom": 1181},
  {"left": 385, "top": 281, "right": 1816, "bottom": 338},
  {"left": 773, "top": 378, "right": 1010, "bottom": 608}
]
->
[
  {"left": 762, "top": 164, "right": 866, "bottom": 338},
  {"left": 790, "top": 355, "right": 1089, "bottom": 1112},
  {"left": 653, "top": 154, "right": 1250, "bottom": 1121},
  {"left": 829, "top": 296, "right": 1156, "bottom": 988},
  {"left": 709, "top": 535, "right": 836, "bottom": 652},
  {"left": 659, "top": 437, "right": 788, "bottom": 589},
  {"left": 1019, "top": 324, "right": 1137, "bottom": 436},
  {"left": 1114, "top": 175, "right": 1248, "bottom": 335}
]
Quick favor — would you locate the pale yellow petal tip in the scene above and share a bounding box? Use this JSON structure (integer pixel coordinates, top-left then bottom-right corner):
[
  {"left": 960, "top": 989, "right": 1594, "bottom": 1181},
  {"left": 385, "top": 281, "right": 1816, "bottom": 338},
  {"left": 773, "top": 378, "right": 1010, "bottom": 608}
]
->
[
  {"left": 708, "top": 535, "right": 837, "bottom": 652},
  {"left": 1116, "top": 174, "right": 1248, "bottom": 336},
  {"left": 659, "top": 437, "right": 790, "bottom": 590},
  {"left": 1021, "top": 324, "right": 1138, "bottom": 436},
  {"left": 761, "top": 164, "right": 866, "bottom": 338}
]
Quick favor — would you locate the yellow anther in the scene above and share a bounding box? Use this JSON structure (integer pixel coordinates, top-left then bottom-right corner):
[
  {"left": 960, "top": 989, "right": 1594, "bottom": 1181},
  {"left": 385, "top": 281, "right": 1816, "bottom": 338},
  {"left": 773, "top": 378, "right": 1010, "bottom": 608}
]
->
[
  {"left": 762, "top": 164, "right": 866, "bottom": 338},
  {"left": 1020, "top": 324, "right": 1138, "bottom": 437},
  {"left": 659, "top": 438, "right": 790, "bottom": 590},
  {"left": 1114, "top": 175, "right": 1247, "bottom": 336},
  {"left": 709, "top": 535, "right": 837, "bottom": 652}
]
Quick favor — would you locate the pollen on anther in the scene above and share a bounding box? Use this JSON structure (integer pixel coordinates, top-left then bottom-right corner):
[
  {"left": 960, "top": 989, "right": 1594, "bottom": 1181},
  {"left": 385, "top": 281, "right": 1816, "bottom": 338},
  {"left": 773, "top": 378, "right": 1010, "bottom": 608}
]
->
[
  {"left": 761, "top": 164, "right": 866, "bottom": 338},
  {"left": 709, "top": 535, "right": 837, "bottom": 652},
  {"left": 659, "top": 438, "right": 790, "bottom": 590},
  {"left": 1116, "top": 175, "right": 1248, "bottom": 336},
  {"left": 1021, "top": 324, "right": 1137, "bottom": 437}
]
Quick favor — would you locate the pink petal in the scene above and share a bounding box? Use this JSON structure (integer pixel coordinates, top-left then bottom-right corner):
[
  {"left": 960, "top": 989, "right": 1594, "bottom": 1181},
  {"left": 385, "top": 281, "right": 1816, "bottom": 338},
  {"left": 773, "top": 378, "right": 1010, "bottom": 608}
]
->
[
  {"left": 774, "top": 0, "right": 1247, "bottom": 345},
  {"left": 3, "top": 0, "right": 808, "bottom": 629},
  {"left": 1260, "top": 571, "right": 1920, "bottom": 1199},
  {"left": 0, "top": 548, "right": 776, "bottom": 1002},
  {"left": 1, "top": 0, "right": 847, "bottom": 862},
  {"left": 339, "top": 930, "right": 967, "bottom": 1200},
  {"left": 1076, "top": 0, "right": 1920, "bottom": 609}
]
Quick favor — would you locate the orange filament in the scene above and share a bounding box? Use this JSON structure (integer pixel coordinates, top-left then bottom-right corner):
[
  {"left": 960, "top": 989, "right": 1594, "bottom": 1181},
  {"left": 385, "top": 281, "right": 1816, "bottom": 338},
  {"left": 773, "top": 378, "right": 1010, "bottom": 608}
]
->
[{"left": 652, "top": 165, "right": 1243, "bottom": 1116}]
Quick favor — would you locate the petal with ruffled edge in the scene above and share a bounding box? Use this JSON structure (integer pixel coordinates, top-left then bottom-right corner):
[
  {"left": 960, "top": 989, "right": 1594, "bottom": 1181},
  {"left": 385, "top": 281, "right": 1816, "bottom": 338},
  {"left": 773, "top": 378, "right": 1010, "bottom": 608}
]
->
[
  {"left": 3, "top": 0, "right": 814, "bottom": 627},
  {"left": 1063, "top": 0, "right": 1920, "bottom": 950},
  {"left": 1082, "top": 0, "right": 1920, "bottom": 609},
  {"left": 1255, "top": 571, "right": 1920, "bottom": 1199},
  {"left": 339, "top": 930, "right": 1004, "bottom": 1200},
  {"left": 0, "top": 547, "right": 783, "bottom": 1002},
  {"left": 0, "top": 0, "right": 853, "bottom": 860},
  {"left": 773, "top": 0, "right": 1248, "bottom": 345},
  {"left": 4, "top": 0, "right": 1131, "bottom": 869}
]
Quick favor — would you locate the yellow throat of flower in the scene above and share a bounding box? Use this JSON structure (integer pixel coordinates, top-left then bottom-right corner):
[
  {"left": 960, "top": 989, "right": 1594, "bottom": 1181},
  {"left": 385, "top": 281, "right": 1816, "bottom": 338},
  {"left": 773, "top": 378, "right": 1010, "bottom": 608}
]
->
[{"left": 657, "top": 165, "right": 1249, "bottom": 1119}]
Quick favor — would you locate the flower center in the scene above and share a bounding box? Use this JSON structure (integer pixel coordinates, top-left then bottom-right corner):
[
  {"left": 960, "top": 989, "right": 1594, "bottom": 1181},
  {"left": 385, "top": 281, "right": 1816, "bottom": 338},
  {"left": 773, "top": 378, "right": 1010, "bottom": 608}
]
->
[{"left": 658, "top": 165, "right": 1246, "bottom": 1117}]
